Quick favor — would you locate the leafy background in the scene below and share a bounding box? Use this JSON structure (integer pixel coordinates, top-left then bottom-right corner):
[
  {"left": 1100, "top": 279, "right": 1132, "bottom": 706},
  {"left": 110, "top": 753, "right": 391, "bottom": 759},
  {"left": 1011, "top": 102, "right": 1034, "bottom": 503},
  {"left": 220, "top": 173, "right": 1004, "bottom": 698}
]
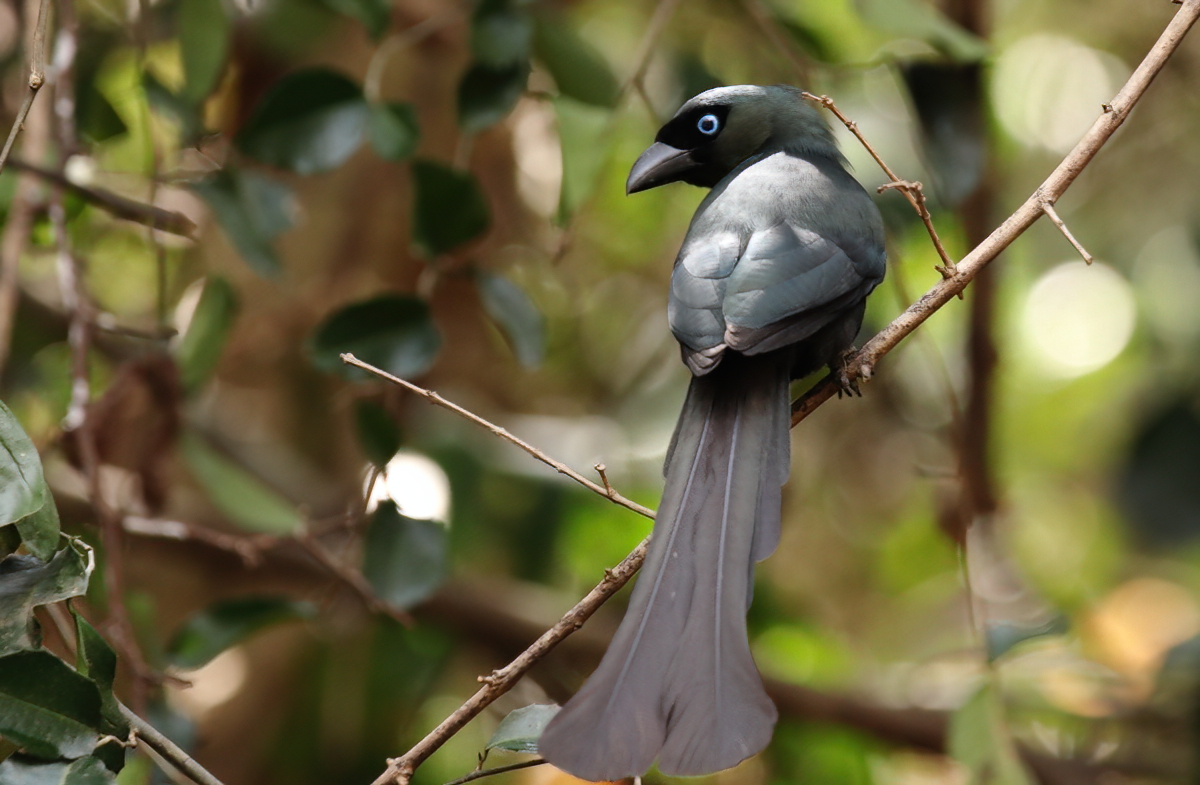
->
[{"left": 1, "top": 0, "right": 1200, "bottom": 783}]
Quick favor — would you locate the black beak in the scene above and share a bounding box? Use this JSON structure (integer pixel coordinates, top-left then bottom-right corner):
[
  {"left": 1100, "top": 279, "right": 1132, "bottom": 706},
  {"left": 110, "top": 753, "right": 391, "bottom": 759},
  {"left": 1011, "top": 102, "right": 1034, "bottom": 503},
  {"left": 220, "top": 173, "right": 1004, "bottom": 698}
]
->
[{"left": 626, "top": 142, "right": 696, "bottom": 194}]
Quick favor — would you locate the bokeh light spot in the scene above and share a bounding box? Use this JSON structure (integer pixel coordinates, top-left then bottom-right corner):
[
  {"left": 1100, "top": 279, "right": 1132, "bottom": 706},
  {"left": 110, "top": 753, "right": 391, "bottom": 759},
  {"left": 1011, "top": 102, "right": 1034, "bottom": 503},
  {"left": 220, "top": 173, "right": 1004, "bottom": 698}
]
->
[
  {"left": 366, "top": 450, "right": 451, "bottom": 523},
  {"left": 1021, "top": 261, "right": 1135, "bottom": 378}
]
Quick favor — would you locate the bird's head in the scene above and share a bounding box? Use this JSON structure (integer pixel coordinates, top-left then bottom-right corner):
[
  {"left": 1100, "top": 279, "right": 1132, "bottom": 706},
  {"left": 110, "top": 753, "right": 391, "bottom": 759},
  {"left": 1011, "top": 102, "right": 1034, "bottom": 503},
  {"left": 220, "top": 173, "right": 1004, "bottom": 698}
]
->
[{"left": 626, "top": 84, "right": 841, "bottom": 194}]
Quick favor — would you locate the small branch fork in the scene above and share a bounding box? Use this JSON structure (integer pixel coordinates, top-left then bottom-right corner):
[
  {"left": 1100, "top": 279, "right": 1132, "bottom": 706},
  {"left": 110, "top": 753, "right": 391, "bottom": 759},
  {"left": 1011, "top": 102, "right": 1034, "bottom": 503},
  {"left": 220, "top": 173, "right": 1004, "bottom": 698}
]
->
[
  {"left": 1039, "top": 195, "right": 1095, "bottom": 264},
  {"left": 801, "top": 92, "right": 958, "bottom": 277},
  {"left": 358, "top": 2, "right": 1200, "bottom": 783},
  {"left": 792, "top": 0, "right": 1199, "bottom": 427}
]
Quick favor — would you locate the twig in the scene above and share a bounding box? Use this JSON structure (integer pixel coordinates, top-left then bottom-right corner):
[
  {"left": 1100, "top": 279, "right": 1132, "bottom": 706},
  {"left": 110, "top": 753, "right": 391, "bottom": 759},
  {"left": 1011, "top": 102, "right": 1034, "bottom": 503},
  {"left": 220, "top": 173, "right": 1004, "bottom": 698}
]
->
[
  {"left": 802, "top": 93, "right": 958, "bottom": 276},
  {"left": 119, "top": 703, "right": 226, "bottom": 785},
  {"left": 792, "top": 0, "right": 1200, "bottom": 426},
  {"left": 0, "top": 0, "right": 51, "bottom": 175},
  {"left": 1039, "top": 199, "right": 1094, "bottom": 264},
  {"left": 370, "top": 537, "right": 650, "bottom": 785},
  {"left": 3, "top": 157, "right": 197, "bottom": 237},
  {"left": 122, "top": 516, "right": 270, "bottom": 567},
  {"left": 593, "top": 463, "right": 614, "bottom": 499},
  {"left": 295, "top": 531, "right": 414, "bottom": 626},
  {"left": 340, "top": 353, "right": 655, "bottom": 521},
  {"left": 444, "top": 759, "right": 545, "bottom": 785}
]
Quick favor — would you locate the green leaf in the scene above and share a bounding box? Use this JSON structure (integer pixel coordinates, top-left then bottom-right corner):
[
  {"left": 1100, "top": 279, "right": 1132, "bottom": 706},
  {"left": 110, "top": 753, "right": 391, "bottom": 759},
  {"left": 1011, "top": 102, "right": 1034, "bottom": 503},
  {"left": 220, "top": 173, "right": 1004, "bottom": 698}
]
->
[
  {"left": 0, "top": 754, "right": 116, "bottom": 784},
  {"left": 235, "top": 68, "right": 370, "bottom": 174},
  {"left": 0, "top": 650, "right": 103, "bottom": 760},
  {"left": 475, "top": 272, "right": 544, "bottom": 368},
  {"left": 532, "top": 13, "right": 620, "bottom": 108},
  {"left": 487, "top": 704, "right": 560, "bottom": 754},
  {"left": 178, "top": 0, "right": 231, "bottom": 103},
  {"left": 143, "top": 74, "right": 204, "bottom": 144},
  {"left": 354, "top": 400, "right": 402, "bottom": 467},
  {"left": 179, "top": 432, "right": 303, "bottom": 535},
  {"left": 554, "top": 96, "right": 612, "bottom": 222},
  {"left": 471, "top": 0, "right": 533, "bottom": 67},
  {"left": 167, "top": 596, "right": 315, "bottom": 670},
  {"left": 0, "top": 546, "right": 92, "bottom": 654},
  {"left": 457, "top": 61, "right": 530, "bottom": 133},
  {"left": 0, "top": 399, "right": 49, "bottom": 528},
  {"left": 368, "top": 102, "right": 420, "bottom": 161},
  {"left": 73, "top": 613, "right": 126, "bottom": 735},
  {"left": 410, "top": 160, "right": 490, "bottom": 257},
  {"left": 309, "top": 295, "right": 442, "bottom": 381},
  {"left": 948, "top": 684, "right": 1034, "bottom": 785},
  {"left": 76, "top": 83, "right": 127, "bottom": 145},
  {"left": 319, "top": 0, "right": 392, "bottom": 38},
  {"left": 174, "top": 277, "right": 239, "bottom": 391},
  {"left": 362, "top": 502, "right": 447, "bottom": 609},
  {"left": 14, "top": 498, "right": 60, "bottom": 562},
  {"left": 191, "top": 169, "right": 295, "bottom": 277}
]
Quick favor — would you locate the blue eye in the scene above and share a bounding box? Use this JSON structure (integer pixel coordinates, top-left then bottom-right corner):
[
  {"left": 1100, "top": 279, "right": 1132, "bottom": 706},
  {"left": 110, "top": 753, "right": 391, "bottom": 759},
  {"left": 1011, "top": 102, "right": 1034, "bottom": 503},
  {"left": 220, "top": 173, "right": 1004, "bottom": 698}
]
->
[{"left": 697, "top": 114, "right": 720, "bottom": 135}]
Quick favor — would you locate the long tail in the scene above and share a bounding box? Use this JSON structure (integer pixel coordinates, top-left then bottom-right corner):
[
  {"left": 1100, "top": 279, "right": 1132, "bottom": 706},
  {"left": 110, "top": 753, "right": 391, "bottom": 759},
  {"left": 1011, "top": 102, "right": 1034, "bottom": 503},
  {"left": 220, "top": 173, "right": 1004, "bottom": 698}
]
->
[{"left": 538, "top": 352, "right": 792, "bottom": 781}]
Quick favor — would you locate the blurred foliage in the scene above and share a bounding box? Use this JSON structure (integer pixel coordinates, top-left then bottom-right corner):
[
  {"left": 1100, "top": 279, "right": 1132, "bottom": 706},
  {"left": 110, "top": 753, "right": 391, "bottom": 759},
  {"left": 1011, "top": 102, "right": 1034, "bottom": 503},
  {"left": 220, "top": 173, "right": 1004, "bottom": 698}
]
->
[{"left": 1, "top": 0, "right": 1199, "bottom": 783}]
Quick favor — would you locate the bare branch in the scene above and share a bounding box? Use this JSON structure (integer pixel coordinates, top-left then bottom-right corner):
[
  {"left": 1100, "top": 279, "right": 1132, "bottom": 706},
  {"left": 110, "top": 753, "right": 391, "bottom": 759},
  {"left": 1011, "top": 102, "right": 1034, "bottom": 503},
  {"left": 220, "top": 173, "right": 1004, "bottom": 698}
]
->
[
  {"left": 370, "top": 537, "right": 650, "bottom": 785},
  {"left": 0, "top": 0, "right": 51, "bottom": 175},
  {"left": 339, "top": 353, "right": 655, "bottom": 521},
  {"left": 804, "top": 93, "right": 958, "bottom": 274},
  {"left": 3, "top": 157, "right": 197, "bottom": 237},
  {"left": 120, "top": 703, "right": 227, "bottom": 785},
  {"left": 1040, "top": 199, "right": 1095, "bottom": 264}
]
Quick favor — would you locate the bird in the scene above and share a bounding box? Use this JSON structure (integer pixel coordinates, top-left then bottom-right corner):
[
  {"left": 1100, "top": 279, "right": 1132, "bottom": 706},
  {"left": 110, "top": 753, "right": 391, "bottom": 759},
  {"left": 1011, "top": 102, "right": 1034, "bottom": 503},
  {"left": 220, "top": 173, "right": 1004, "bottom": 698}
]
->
[{"left": 537, "top": 84, "right": 887, "bottom": 781}]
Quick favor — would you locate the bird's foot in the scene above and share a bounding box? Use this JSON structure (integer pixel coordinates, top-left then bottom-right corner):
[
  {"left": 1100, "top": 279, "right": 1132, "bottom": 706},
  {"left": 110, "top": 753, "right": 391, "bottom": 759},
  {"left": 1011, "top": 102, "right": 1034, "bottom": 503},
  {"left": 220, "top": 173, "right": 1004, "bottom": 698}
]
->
[{"left": 833, "top": 348, "right": 863, "bottom": 398}]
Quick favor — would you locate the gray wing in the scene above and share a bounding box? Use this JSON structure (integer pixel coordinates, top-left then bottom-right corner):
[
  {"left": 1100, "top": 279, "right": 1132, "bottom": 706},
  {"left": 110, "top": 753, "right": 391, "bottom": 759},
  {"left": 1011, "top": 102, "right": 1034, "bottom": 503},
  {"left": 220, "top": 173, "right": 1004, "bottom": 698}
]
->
[{"left": 669, "top": 220, "right": 884, "bottom": 372}]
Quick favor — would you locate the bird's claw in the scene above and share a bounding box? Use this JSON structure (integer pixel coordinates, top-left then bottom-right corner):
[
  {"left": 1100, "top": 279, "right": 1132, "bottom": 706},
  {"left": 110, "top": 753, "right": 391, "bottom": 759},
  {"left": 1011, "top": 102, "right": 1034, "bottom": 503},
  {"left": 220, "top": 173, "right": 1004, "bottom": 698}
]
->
[{"left": 833, "top": 348, "right": 863, "bottom": 398}]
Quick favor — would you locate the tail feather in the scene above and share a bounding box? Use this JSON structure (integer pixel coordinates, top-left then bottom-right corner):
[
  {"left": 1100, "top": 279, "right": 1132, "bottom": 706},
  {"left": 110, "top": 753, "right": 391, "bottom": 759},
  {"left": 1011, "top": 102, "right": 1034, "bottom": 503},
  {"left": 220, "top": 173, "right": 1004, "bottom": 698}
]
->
[{"left": 539, "top": 354, "right": 791, "bottom": 781}]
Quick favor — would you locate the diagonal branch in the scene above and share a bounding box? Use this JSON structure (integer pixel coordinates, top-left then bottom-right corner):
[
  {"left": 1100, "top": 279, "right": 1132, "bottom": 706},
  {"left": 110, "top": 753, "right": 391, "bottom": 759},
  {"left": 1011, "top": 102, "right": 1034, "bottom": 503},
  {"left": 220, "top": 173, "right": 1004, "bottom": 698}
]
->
[
  {"left": 5, "top": 157, "right": 197, "bottom": 237},
  {"left": 370, "top": 3, "right": 1200, "bottom": 782},
  {"left": 793, "top": 0, "right": 1200, "bottom": 426}
]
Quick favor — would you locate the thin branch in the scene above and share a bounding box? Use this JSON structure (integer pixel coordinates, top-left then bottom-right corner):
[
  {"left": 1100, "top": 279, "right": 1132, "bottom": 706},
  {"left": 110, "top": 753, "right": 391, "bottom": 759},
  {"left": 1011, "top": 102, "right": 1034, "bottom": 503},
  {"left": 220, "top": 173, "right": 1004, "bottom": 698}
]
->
[
  {"left": 792, "top": 0, "right": 1200, "bottom": 427},
  {"left": 444, "top": 759, "right": 545, "bottom": 785},
  {"left": 1040, "top": 200, "right": 1095, "bottom": 264},
  {"left": 0, "top": 0, "right": 51, "bottom": 175},
  {"left": 804, "top": 91, "right": 958, "bottom": 275},
  {"left": 370, "top": 4, "right": 1200, "bottom": 783},
  {"left": 295, "top": 531, "right": 415, "bottom": 627},
  {"left": 119, "top": 703, "right": 227, "bottom": 785},
  {"left": 3, "top": 157, "right": 197, "bottom": 237},
  {"left": 370, "top": 537, "right": 650, "bottom": 785},
  {"left": 339, "top": 353, "right": 655, "bottom": 521},
  {"left": 122, "top": 516, "right": 270, "bottom": 567}
]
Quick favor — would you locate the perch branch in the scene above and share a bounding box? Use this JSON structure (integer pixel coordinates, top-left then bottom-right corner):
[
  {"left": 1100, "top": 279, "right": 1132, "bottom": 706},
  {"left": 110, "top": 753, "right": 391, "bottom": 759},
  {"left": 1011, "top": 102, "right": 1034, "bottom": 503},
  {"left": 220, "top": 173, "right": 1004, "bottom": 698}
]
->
[
  {"left": 792, "top": 0, "right": 1199, "bottom": 427},
  {"left": 372, "top": 3, "right": 1200, "bottom": 782},
  {"left": 443, "top": 759, "right": 545, "bottom": 785}
]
